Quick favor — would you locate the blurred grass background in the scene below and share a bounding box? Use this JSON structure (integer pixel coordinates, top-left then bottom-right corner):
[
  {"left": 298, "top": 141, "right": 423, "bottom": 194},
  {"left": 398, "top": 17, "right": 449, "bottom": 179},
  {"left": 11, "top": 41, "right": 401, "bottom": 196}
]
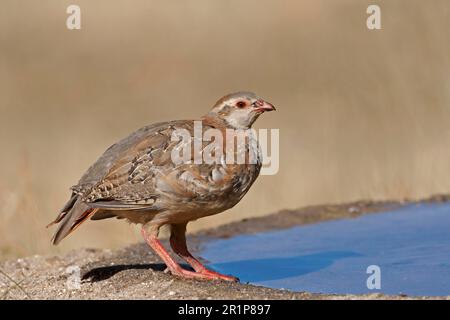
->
[{"left": 1, "top": 0, "right": 450, "bottom": 259}]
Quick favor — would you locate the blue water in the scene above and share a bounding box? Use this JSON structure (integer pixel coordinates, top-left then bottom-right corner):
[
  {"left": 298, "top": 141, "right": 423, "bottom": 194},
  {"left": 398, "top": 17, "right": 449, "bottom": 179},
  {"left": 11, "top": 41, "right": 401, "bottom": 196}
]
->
[{"left": 201, "top": 203, "right": 450, "bottom": 296}]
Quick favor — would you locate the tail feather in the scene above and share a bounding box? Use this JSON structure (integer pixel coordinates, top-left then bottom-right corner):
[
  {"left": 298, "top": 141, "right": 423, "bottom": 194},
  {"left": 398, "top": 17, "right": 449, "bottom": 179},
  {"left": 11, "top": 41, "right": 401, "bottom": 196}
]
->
[
  {"left": 51, "top": 197, "right": 98, "bottom": 245},
  {"left": 46, "top": 194, "right": 78, "bottom": 228}
]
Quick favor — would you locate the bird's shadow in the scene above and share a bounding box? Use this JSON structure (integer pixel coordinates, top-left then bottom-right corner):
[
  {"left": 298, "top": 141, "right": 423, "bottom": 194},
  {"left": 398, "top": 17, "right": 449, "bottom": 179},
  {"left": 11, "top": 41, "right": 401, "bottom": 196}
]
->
[
  {"left": 81, "top": 263, "right": 187, "bottom": 282},
  {"left": 81, "top": 263, "right": 161, "bottom": 282}
]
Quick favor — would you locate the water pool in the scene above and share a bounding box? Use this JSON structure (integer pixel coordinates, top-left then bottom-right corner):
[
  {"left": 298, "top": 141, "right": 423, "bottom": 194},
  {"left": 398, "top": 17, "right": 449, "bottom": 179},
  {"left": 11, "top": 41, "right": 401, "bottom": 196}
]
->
[{"left": 201, "top": 203, "right": 450, "bottom": 296}]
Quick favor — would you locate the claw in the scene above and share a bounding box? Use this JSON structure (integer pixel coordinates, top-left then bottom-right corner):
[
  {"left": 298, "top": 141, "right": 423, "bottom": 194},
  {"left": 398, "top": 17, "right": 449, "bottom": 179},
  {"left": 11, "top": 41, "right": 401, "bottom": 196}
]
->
[{"left": 169, "top": 267, "right": 239, "bottom": 282}]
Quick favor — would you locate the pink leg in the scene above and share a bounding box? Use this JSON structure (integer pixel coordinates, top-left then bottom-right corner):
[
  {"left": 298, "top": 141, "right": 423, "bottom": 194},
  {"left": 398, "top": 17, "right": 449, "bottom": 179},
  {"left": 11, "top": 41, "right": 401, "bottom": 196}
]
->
[
  {"left": 141, "top": 226, "right": 236, "bottom": 281},
  {"left": 169, "top": 223, "right": 239, "bottom": 282}
]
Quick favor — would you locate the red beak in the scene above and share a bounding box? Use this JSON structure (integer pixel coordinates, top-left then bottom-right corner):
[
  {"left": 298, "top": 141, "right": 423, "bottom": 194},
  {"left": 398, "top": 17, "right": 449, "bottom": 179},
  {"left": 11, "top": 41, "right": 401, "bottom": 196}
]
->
[{"left": 255, "top": 100, "right": 276, "bottom": 112}]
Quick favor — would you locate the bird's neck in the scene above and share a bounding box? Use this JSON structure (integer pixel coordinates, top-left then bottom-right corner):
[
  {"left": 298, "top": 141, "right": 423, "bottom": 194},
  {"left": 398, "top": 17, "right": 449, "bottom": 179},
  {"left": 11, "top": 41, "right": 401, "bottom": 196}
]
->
[{"left": 201, "top": 112, "right": 252, "bottom": 130}]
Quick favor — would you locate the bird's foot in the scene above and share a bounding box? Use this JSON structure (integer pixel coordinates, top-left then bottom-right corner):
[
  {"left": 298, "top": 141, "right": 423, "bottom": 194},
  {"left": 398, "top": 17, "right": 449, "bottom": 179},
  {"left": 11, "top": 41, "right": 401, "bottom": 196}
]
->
[
  {"left": 197, "top": 268, "right": 239, "bottom": 282},
  {"left": 168, "top": 266, "right": 239, "bottom": 282}
]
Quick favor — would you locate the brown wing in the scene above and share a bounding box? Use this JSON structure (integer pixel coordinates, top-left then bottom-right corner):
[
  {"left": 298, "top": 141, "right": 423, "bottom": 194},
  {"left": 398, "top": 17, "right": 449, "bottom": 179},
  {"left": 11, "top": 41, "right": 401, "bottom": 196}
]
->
[
  {"left": 77, "top": 121, "right": 189, "bottom": 205},
  {"left": 74, "top": 121, "right": 180, "bottom": 193},
  {"left": 49, "top": 120, "right": 185, "bottom": 244}
]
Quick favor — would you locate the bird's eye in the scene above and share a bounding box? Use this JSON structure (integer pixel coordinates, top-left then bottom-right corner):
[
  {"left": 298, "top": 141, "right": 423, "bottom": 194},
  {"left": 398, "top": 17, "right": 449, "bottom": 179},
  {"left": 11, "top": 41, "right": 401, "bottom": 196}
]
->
[{"left": 236, "top": 101, "right": 246, "bottom": 108}]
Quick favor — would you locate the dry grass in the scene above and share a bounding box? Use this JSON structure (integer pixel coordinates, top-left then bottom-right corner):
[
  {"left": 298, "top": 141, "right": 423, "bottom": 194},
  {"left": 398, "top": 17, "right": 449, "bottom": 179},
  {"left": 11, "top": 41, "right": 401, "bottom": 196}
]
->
[{"left": 1, "top": 0, "right": 450, "bottom": 258}]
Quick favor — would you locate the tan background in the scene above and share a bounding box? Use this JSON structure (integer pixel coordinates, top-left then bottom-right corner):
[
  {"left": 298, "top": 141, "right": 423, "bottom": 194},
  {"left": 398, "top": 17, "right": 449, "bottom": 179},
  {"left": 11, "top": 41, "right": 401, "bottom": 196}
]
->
[{"left": 1, "top": 0, "right": 450, "bottom": 258}]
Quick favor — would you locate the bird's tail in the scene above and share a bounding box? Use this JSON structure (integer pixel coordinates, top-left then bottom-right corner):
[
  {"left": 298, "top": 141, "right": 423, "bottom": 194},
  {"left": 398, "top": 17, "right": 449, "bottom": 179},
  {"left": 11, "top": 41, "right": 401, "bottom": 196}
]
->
[{"left": 47, "top": 196, "right": 98, "bottom": 245}]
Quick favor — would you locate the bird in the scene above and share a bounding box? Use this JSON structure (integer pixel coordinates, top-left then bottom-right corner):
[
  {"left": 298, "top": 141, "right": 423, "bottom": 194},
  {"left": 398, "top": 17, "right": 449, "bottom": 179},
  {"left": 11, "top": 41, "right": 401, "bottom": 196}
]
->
[{"left": 48, "top": 91, "right": 276, "bottom": 281}]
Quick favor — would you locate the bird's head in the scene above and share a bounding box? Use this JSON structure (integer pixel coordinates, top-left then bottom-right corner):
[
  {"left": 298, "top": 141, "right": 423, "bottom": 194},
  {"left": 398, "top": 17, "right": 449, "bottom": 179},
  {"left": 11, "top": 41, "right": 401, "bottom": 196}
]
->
[{"left": 207, "top": 92, "right": 276, "bottom": 129}]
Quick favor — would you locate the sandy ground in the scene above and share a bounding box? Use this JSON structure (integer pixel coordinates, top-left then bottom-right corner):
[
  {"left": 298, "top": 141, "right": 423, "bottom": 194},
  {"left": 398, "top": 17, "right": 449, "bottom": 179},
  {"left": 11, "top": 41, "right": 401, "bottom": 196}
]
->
[{"left": 1, "top": 199, "right": 449, "bottom": 300}]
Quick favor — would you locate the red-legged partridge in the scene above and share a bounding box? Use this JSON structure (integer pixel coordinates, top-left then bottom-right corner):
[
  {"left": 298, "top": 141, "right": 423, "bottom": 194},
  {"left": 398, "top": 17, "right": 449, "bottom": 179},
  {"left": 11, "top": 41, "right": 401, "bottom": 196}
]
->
[{"left": 48, "top": 92, "right": 275, "bottom": 281}]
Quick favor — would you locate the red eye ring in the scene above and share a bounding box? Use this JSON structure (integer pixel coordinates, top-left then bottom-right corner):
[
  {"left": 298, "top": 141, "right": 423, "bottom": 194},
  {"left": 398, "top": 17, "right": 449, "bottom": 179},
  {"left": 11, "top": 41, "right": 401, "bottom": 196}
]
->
[{"left": 236, "top": 101, "right": 246, "bottom": 108}]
